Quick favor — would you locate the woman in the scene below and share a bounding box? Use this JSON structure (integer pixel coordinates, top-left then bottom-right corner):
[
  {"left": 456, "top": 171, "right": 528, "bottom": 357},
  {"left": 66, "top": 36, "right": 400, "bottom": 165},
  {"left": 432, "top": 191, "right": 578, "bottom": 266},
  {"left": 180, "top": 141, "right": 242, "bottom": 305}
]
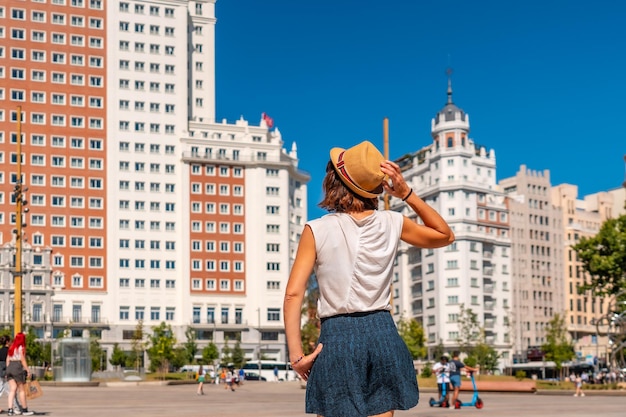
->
[
  {"left": 0, "top": 335, "right": 10, "bottom": 413},
  {"left": 6, "top": 332, "right": 34, "bottom": 416},
  {"left": 284, "top": 141, "right": 454, "bottom": 417},
  {"left": 196, "top": 365, "right": 205, "bottom": 395}
]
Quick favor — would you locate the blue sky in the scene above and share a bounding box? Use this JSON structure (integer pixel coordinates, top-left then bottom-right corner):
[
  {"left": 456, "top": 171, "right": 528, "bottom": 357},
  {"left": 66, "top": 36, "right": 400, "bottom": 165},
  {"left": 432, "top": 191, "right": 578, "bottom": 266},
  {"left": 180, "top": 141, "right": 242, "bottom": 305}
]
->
[{"left": 215, "top": 0, "right": 626, "bottom": 220}]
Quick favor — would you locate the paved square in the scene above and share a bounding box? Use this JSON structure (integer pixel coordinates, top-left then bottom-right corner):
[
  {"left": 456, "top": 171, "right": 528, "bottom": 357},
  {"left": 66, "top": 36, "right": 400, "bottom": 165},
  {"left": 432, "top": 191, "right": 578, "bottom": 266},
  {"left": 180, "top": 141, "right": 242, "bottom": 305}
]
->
[{"left": 20, "top": 381, "right": 625, "bottom": 417}]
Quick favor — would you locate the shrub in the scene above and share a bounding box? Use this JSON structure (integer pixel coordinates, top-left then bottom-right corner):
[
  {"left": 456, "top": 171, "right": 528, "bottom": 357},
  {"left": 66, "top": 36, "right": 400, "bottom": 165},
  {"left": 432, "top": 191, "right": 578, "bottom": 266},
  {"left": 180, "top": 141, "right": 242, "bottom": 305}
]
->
[
  {"left": 515, "top": 370, "right": 527, "bottom": 380},
  {"left": 421, "top": 363, "right": 433, "bottom": 378}
]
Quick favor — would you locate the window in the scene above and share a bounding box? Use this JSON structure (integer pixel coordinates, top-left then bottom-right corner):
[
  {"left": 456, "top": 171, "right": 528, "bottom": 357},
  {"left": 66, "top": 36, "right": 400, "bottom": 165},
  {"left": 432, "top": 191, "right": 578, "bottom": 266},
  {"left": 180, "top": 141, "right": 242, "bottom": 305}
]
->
[{"left": 267, "top": 308, "right": 281, "bottom": 321}]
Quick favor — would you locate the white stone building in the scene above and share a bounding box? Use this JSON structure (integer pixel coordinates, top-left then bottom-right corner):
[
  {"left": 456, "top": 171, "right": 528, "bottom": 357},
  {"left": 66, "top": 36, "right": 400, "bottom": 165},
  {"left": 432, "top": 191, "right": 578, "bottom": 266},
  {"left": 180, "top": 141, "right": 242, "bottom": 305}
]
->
[
  {"left": 391, "top": 81, "right": 513, "bottom": 367},
  {"left": 499, "top": 166, "right": 565, "bottom": 363}
]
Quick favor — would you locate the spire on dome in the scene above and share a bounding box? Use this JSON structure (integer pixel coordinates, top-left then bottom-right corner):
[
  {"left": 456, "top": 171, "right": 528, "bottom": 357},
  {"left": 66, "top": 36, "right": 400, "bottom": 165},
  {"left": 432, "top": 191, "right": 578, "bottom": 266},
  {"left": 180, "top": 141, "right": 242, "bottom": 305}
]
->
[
  {"left": 431, "top": 67, "right": 468, "bottom": 133},
  {"left": 446, "top": 67, "right": 454, "bottom": 105}
]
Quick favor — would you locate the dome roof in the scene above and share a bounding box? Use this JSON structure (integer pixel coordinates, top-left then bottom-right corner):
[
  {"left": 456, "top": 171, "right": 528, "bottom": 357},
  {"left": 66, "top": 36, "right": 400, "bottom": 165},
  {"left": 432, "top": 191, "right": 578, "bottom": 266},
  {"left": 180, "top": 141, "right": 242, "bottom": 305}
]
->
[
  {"left": 435, "top": 102, "right": 466, "bottom": 124},
  {"left": 434, "top": 78, "right": 466, "bottom": 124}
]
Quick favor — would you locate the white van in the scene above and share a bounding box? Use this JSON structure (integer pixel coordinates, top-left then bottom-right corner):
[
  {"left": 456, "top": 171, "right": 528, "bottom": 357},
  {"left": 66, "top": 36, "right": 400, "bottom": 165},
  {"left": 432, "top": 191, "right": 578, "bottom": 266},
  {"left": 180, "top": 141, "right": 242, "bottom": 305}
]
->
[{"left": 180, "top": 364, "right": 214, "bottom": 374}]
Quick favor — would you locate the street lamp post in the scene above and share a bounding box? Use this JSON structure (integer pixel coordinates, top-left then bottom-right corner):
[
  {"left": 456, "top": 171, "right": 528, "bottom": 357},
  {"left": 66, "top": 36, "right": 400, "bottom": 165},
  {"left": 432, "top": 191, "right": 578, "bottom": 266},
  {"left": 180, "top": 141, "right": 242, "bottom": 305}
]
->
[
  {"left": 13, "top": 105, "right": 27, "bottom": 335},
  {"left": 257, "top": 308, "right": 262, "bottom": 376}
]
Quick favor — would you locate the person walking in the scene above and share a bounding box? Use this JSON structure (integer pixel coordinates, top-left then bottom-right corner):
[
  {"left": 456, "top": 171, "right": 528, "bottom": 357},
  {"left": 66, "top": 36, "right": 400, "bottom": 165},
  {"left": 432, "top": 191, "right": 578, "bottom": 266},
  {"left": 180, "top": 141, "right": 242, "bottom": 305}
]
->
[
  {"left": 0, "top": 336, "right": 22, "bottom": 415},
  {"left": 284, "top": 141, "right": 455, "bottom": 417},
  {"left": 196, "top": 365, "right": 206, "bottom": 395},
  {"left": 574, "top": 374, "right": 585, "bottom": 397},
  {"left": 238, "top": 368, "right": 245, "bottom": 385},
  {"left": 0, "top": 335, "right": 10, "bottom": 414},
  {"left": 449, "top": 351, "right": 477, "bottom": 407},
  {"left": 225, "top": 370, "right": 235, "bottom": 392},
  {"left": 6, "top": 332, "right": 34, "bottom": 416}
]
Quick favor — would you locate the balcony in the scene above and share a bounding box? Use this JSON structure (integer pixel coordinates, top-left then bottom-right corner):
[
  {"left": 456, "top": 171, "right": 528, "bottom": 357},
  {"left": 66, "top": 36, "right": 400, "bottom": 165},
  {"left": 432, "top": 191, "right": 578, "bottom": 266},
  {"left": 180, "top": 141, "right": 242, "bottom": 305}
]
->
[
  {"left": 183, "top": 151, "right": 279, "bottom": 165},
  {"left": 411, "top": 271, "right": 422, "bottom": 282},
  {"left": 483, "top": 284, "right": 494, "bottom": 294},
  {"left": 13, "top": 315, "right": 110, "bottom": 328},
  {"left": 483, "top": 267, "right": 494, "bottom": 276}
]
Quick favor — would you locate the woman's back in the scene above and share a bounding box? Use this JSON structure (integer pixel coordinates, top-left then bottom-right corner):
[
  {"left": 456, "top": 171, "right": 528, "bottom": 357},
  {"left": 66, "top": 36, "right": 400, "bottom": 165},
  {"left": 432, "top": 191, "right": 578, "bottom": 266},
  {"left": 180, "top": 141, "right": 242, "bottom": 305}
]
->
[{"left": 309, "top": 211, "right": 403, "bottom": 318}]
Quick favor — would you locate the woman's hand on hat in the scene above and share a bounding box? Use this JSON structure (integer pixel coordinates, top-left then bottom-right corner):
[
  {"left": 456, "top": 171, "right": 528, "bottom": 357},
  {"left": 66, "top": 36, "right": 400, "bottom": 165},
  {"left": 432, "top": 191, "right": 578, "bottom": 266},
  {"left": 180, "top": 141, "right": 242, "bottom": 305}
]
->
[
  {"left": 291, "top": 343, "right": 323, "bottom": 382},
  {"left": 380, "top": 160, "right": 410, "bottom": 199}
]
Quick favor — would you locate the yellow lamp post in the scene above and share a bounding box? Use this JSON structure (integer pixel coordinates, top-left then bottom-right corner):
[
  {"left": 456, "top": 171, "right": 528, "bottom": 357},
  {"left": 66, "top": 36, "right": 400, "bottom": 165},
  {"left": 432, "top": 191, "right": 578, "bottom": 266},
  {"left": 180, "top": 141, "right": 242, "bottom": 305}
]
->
[{"left": 13, "top": 105, "right": 25, "bottom": 335}]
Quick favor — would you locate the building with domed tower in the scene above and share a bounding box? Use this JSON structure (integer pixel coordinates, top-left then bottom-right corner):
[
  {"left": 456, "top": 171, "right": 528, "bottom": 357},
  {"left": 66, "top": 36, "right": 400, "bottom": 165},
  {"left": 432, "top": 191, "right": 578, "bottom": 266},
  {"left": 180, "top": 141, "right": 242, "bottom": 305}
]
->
[{"left": 390, "top": 76, "right": 513, "bottom": 366}]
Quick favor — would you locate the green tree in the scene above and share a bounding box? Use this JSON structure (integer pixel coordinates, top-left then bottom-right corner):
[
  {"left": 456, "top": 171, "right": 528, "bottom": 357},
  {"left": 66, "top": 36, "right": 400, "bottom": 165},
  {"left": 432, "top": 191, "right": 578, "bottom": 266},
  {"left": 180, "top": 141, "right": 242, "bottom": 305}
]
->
[
  {"left": 202, "top": 342, "right": 220, "bottom": 366},
  {"left": 397, "top": 317, "right": 426, "bottom": 359},
  {"left": 129, "top": 320, "right": 145, "bottom": 371},
  {"left": 109, "top": 343, "right": 127, "bottom": 370},
  {"left": 469, "top": 334, "right": 501, "bottom": 373},
  {"left": 220, "top": 338, "right": 232, "bottom": 366},
  {"left": 301, "top": 274, "right": 320, "bottom": 355},
  {"left": 572, "top": 214, "right": 626, "bottom": 296},
  {"left": 456, "top": 304, "right": 481, "bottom": 355},
  {"left": 231, "top": 340, "right": 246, "bottom": 368},
  {"left": 89, "top": 334, "right": 106, "bottom": 372},
  {"left": 171, "top": 346, "right": 188, "bottom": 370},
  {"left": 146, "top": 322, "right": 177, "bottom": 374},
  {"left": 25, "top": 327, "right": 45, "bottom": 366},
  {"left": 183, "top": 327, "right": 198, "bottom": 364},
  {"left": 432, "top": 339, "right": 445, "bottom": 361},
  {"left": 541, "top": 314, "right": 574, "bottom": 379}
]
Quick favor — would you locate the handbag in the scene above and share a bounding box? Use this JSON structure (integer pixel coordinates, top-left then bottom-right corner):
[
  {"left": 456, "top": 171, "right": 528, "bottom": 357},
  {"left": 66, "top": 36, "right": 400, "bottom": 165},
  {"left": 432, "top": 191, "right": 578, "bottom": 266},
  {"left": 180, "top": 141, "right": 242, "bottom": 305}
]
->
[{"left": 25, "top": 379, "right": 44, "bottom": 400}]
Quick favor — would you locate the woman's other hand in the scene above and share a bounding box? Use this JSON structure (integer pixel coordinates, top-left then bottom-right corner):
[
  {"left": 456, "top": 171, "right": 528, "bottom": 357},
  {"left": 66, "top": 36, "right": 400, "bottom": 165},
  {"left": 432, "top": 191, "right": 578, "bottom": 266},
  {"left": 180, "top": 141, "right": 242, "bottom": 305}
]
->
[{"left": 292, "top": 343, "right": 323, "bottom": 381}]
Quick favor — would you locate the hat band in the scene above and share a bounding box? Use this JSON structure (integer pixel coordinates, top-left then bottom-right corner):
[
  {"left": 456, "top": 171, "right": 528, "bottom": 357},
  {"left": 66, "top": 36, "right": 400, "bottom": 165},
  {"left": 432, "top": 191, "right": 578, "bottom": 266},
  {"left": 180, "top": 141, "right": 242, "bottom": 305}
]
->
[{"left": 336, "top": 151, "right": 363, "bottom": 193}]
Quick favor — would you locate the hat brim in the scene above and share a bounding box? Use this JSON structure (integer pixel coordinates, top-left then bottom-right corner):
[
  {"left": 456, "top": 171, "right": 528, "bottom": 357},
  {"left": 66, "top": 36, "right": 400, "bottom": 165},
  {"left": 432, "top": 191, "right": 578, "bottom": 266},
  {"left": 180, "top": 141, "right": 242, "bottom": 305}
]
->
[{"left": 330, "top": 147, "right": 383, "bottom": 199}]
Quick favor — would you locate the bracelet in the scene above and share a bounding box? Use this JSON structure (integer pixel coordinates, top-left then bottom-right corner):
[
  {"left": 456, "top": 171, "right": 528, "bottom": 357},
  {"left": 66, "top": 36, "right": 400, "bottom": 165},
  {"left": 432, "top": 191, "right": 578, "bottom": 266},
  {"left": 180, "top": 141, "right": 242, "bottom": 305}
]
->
[
  {"left": 290, "top": 356, "right": 304, "bottom": 366},
  {"left": 402, "top": 189, "right": 413, "bottom": 202}
]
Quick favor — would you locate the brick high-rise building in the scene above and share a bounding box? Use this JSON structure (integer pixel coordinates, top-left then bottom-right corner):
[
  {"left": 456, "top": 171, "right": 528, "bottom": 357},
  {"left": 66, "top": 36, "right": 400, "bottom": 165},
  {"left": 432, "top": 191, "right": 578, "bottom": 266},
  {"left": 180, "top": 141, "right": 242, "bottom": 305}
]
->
[{"left": 0, "top": 0, "right": 308, "bottom": 367}]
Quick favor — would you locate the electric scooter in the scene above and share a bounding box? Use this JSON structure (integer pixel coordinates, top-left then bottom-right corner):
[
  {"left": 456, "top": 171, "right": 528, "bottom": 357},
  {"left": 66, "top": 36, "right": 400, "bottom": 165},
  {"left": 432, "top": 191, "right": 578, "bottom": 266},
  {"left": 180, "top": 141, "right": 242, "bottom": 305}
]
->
[
  {"left": 429, "top": 379, "right": 450, "bottom": 408},
  {"left": 454, "top": 371, "right": 484, "bottom": 409}
]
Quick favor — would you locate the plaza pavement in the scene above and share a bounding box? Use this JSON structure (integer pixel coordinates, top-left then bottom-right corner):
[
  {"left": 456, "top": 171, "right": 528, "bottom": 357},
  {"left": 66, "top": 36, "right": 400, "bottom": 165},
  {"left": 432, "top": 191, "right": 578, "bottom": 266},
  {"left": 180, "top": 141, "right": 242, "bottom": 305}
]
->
[{"left": 19, "top": 381, "right": 625, "bottom": 417}]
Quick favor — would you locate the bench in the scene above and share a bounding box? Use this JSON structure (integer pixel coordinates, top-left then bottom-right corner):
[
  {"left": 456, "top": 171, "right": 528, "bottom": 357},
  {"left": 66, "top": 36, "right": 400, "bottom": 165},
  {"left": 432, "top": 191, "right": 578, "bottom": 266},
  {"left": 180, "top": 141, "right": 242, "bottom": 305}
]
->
[{"left": 460, "top": 379, "right": 537, "bottom": 393}]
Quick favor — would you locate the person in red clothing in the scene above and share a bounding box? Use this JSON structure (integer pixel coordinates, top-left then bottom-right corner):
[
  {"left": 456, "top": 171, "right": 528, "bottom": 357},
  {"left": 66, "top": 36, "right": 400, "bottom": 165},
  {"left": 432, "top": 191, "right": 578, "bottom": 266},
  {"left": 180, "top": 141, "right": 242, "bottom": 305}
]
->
[{"left": 6, "top": 332, "right": 34, "bottom": 416}]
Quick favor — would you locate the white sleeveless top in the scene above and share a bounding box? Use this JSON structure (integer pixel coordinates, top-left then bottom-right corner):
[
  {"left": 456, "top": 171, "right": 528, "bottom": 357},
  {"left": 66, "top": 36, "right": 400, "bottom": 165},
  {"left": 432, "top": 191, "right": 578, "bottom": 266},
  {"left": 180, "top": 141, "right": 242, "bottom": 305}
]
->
[{"left": 307, "top": 210, "right": 403, "bottom": 318}]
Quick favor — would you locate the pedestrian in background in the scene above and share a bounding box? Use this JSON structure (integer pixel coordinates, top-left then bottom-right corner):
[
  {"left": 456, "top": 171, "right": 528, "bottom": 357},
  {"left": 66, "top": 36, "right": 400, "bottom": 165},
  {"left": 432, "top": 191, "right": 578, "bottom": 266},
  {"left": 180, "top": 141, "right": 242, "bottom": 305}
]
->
[
  {"left": 0, "top": 335, "right": 10, "bottom": 413},
  {"left": 238, "top": 368, "right": 245, "bottom": 385},
  {"left": 284, "top": 141, "right": 454, "bottom": 417},
  {"left": 433, "top": 356, "right": 450, "bottom": 406},
  {"left": 574, "top": 374, "right": 585, "bottom": 397},
  {"left": 6, "top": 332, "right": 34, "bottom": 416},
  {"left": 196, "top": 365, "right": 206, "bottom": 395},
  {"left": 449, "top": 351, "right": 477, "bottom": 407}
]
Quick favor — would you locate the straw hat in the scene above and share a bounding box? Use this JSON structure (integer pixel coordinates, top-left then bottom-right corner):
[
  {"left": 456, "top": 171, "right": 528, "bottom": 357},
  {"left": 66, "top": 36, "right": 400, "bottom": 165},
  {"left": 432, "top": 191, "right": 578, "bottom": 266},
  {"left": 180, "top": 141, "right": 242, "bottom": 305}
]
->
[{"left": 329, "top": 140, "right": 385, "bottom": 198}]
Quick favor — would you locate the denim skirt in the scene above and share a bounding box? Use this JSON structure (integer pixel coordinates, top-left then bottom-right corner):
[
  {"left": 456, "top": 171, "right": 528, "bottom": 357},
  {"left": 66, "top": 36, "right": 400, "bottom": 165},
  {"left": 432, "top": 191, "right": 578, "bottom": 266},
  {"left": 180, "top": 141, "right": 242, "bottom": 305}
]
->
[{"left": 305, "top": 310, "right": 419, "bottom": 417}]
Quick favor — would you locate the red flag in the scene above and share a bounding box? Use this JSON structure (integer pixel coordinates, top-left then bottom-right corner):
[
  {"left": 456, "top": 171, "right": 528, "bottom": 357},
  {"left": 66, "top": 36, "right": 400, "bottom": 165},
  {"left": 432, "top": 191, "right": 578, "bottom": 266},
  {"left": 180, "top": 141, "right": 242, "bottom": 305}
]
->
[{"left": 262, "top": 112, "right": 274, "bottom": 129}]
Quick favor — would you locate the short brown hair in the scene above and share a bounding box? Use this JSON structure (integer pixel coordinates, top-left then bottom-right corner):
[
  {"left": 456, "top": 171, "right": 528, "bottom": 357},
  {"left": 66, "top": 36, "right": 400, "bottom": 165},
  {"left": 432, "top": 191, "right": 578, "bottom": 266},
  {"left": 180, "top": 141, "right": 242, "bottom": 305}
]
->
[{"left": 318, "top": 161, "right": 379, "bottom": 212}]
